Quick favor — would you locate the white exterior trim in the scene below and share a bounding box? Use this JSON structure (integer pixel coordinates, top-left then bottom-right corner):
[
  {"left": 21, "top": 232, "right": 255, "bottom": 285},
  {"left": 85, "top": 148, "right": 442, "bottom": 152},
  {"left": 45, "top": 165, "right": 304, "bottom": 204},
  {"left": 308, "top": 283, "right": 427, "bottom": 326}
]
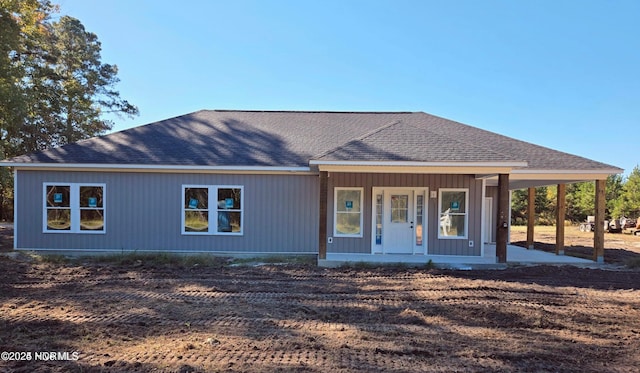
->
[
  {"left": 313, "top": 161, "right": 527, "bottom": 175},
  {"left": 511, "top": 168, "right": 622, "bottom": 175},
  {"left": 481, "top": 179, "right": 486, "bottom": 257},
  {"left": 13, "top": 170, "right": 17, "bottom": 249},
  {"left": 438, "top": 188, "right": 469, "bottom": 240},
  {"left": 181, "top": 184, "right": 244, "bottom": 236},
  {"left": 333, "top": 187, "right": 364, "bottom": 238},
  {"left": 311, "top": 160, "right": 527, "bottom": 167},
  {"left": 43, "top": 182, "right": 106, "bottom": 234},
  {"left": 3, "top": 163, "right": 313, "bottom": 174},
  {"left": 371, "top": 187, "right": 428, "bottom": 255}
]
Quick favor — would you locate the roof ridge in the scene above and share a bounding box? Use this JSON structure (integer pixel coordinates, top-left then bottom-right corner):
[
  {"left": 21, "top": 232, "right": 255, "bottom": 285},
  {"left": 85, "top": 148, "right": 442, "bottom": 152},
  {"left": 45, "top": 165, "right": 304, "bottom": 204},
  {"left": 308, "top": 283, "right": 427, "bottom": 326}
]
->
[
  {"left": 311, "top": 120, "right": 403, "bottom": 160},
  {"left": 211, "top": 109, "right": 415, "bottom": 114}
]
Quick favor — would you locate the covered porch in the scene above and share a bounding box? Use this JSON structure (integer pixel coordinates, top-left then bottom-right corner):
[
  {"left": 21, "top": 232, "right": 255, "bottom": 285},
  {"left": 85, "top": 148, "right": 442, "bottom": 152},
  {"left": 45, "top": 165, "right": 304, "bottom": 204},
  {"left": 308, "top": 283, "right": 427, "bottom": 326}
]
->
[
  {"left": 487, "top": 170, "right": 618, "bottom": 264},
  {"left": 320, "top": 243, "right": 593, "bottom": 268}
]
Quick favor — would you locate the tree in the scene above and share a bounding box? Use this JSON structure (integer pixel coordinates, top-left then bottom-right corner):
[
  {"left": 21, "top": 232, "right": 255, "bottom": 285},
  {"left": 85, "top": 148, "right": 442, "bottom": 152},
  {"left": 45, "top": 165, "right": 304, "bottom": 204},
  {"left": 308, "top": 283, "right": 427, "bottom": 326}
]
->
[
  {"left": 0, "top": 1, "right": 138, "bottom": 221},
  {"left": 511, "top": 186, "right": 553, "bottom": 225},
  {"left": 49, "top": 16, "right": 138, "bottom": 144},
  {"left": 7, "top": 14, "right": 139, "bottom": 155},
  {"left": 0, "top": 0, "right": 56, "bottom": 158},
  {"left": 618, "top": 166, "right": 640, "bottom": 218}
]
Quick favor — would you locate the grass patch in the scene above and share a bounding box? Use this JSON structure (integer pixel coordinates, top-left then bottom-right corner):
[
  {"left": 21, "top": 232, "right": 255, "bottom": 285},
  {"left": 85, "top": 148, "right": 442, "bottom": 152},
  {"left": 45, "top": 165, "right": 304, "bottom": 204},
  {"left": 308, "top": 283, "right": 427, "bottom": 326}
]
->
[
  {"left": 34, "top": 254, "right": 71, "bottom": 264},
  {"left": 230, "top": 255, "right": 317, "bottom": 266},
  {"left": 84, "top": 252, "right": 230, "bottom": 268}
]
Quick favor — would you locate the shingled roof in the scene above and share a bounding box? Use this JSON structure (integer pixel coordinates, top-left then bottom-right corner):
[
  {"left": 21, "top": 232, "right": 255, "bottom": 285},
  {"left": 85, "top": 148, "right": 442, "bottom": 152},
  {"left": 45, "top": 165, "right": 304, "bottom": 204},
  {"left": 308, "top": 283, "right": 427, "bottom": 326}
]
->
[{"left": 3, "top": 110, "right": 621, "bottom": 173}]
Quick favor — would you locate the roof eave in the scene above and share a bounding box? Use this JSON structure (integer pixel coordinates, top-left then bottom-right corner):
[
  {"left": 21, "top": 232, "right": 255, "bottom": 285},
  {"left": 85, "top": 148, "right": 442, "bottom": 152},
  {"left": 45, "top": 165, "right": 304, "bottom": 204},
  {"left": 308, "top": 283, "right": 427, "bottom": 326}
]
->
[
  {"left": 484, "top": 168, "right": 624, "bottom": 189},
  {"left": 309, "top": 160, "right": 528, "bottom": 174},
  {"left": 2, "top": 162, "right": 314, "bottom": 174}
]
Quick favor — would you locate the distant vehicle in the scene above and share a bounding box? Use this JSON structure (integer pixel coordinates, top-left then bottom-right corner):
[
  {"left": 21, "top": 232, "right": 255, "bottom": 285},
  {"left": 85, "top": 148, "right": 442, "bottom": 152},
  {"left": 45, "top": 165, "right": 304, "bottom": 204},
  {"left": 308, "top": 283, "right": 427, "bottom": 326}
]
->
[
  {"left": 578, "top": 216, "right": 622, "bottom": 233},
  {"left": 620, "top": 216, "right": 640, "bottom": 236},
  {"left": 620, "top": 216, "right": 637, "bottom": 229}
]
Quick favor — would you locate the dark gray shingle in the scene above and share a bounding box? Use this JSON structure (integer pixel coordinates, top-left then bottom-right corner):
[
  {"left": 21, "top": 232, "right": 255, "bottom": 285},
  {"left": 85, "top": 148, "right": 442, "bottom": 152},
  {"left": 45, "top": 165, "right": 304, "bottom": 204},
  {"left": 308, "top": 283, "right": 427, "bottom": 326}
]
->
[{"left": 4, "top": 110, "right": 620, "bottom": 171}]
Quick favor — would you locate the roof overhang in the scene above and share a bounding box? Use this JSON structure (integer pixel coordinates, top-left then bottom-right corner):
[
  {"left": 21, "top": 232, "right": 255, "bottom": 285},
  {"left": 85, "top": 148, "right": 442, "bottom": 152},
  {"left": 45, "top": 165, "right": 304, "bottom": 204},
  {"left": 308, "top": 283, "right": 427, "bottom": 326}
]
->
[
  {"left": 1, "top": 163, "right": 315, "bottom": 175},
  {"left": 309, "top": 160, "right": 528, "bottom": 174},
  {"left": 484, "top": 168, "right": 624, "bottom": 189}
]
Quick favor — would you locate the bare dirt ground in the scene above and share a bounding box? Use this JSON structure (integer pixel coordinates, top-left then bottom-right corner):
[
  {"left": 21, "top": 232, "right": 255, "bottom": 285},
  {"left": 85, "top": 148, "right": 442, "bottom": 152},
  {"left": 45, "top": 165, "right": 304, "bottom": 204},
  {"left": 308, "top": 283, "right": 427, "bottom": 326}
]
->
[
  {"left": 510, "top": 225, "right": 640, "bottom": 265},
  {"left": 1, "top": 226, "right": 640, "bottom": 372}
]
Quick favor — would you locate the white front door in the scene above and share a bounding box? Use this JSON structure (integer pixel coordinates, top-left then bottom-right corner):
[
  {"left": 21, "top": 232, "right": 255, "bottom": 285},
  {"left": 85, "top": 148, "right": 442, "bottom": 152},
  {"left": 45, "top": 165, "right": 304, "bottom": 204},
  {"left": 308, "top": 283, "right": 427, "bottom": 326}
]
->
[{"left": 383, "top": 190, "right": 414, "bottom": 254}]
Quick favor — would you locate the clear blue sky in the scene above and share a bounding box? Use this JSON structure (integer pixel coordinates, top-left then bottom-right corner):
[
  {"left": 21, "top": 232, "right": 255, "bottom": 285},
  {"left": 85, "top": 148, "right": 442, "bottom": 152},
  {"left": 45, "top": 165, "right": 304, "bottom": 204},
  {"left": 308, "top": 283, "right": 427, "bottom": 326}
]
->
[{"left": 56, "top": 0, "right": 639, "bottom": 175}]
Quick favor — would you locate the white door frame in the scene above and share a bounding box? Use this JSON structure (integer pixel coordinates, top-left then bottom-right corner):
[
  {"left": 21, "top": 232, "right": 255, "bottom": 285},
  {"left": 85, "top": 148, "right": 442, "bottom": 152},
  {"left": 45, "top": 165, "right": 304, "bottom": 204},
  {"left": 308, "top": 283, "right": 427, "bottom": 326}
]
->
[
  {"left": 371, "top": 187, "right": 428, "bottom": 255},
  {"left": 484, "top": 197, "right": 494, "bottom": 243}
]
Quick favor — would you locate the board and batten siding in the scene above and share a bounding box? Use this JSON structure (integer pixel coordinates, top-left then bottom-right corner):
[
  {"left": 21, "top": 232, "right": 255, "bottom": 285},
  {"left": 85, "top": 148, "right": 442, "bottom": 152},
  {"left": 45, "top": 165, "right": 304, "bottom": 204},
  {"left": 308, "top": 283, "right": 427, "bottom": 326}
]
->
[
  {"left": 16, "top": 170, "right": 319, "bottom": 253},
  {"left": 327, "top": 173, "right": 483, "bottom": 256}
]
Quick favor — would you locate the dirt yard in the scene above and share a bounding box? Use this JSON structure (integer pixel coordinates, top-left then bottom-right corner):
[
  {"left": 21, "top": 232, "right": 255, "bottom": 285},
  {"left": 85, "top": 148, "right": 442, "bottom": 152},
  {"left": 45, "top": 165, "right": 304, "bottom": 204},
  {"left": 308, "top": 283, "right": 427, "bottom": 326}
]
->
[{"left": 1, "top": 226, "right": 640, "bottom": 372}]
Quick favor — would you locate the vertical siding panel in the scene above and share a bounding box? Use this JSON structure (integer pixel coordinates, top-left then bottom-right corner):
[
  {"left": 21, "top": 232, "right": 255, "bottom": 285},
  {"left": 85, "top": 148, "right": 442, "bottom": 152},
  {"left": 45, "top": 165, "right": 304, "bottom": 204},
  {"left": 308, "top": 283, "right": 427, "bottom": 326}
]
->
[
  {"left": 18, "top": 171, "right": 319, "bottom": 254},
  {"left": 18, "top": 170, "right": 483, "bottom": 258}
]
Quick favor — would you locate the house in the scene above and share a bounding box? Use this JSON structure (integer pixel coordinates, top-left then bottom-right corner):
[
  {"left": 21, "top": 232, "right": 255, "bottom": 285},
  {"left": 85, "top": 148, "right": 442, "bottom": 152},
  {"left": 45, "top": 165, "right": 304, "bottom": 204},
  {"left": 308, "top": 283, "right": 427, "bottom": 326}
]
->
[{"left": 1, "top": 110, "right": 622, "bottom": 266}]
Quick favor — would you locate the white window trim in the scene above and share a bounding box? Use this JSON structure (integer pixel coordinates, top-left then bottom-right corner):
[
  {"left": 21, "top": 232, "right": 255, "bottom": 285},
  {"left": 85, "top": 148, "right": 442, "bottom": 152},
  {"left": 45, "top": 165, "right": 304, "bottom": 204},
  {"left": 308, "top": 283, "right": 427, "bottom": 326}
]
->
[
  {"left": 43, "top": 183, "right": 106, "bottom": 234},
  {"left": 181, "top": 185, "right": 244, "bottom": 236},
  {"left": 438, "top": 188, "right": 469, "bottom": 240},
  {"left": 334, "top": 187, "right": 364, "bottom": 238}
]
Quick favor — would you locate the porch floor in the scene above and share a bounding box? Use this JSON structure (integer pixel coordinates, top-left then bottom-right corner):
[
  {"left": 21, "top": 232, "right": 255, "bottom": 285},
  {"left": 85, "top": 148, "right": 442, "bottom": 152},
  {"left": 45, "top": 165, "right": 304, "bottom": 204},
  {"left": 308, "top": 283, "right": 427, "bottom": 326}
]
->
[
  {"left": 484, "top": 243, "right": 594, "bottom": 265},
  {"left": 321, "top": 243, "right": 595, "bottom": 268}
]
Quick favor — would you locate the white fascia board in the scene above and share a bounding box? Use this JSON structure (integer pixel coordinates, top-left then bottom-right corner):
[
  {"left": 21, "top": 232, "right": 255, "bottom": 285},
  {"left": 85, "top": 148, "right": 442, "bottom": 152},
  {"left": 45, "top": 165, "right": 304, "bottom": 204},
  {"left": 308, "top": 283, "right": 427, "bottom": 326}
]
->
[
  {"left": 509, "top": 168, "right": 623, "bottom": 180},
  {"left": 310, "top": 160, "right": 528, "bottom": 167},
  {"left": 312, "top": 161, "right": 527, "bottom": 174},
  {"left": 3, "top": 163, "right": 314, "bottom": 174}
]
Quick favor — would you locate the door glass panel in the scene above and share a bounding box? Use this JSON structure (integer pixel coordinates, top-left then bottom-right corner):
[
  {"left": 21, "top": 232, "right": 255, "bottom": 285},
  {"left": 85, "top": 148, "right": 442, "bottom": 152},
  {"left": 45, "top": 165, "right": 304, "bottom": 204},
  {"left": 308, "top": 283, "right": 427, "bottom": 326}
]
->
[
  {"left": 416, "top": 194, "right": 424, "bottom": 246},
  {"left": 391, "top": 195, "right": 408, "bottom": 223},
  {"left": 375, "top": 194, "right": 383, "bottom": 245}
]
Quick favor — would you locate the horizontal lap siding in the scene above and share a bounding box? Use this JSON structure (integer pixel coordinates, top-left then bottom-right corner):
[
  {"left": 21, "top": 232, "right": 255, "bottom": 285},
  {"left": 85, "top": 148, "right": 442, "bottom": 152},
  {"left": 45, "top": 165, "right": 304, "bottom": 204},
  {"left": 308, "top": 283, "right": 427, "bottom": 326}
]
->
[
  {"left": 328, "top": 173, "right": 482, "bottom": 256},
  {"left": 17, "top": 170, "right": 318, "bottom": 253}
]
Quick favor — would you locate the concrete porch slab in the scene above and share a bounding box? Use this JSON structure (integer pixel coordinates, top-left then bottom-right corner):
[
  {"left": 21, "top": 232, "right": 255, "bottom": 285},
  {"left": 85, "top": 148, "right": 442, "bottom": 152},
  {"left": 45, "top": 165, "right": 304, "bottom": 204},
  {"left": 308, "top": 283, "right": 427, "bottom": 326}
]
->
[
  {"left": 485, "top": 244, "right": 594, "bottom": 265},
  {"left": 320, "top": 243, "right": 595, "bottom": 268}
]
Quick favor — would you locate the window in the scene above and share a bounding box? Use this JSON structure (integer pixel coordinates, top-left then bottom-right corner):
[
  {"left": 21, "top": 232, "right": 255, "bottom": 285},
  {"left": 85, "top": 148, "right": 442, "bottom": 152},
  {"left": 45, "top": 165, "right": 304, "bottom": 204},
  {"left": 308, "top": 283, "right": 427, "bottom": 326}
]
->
[
  {"left": 334, "top": 188, "right": 363, "bottom": 237},
  {"left": 182, "top": 185, "right": 243, "bottom": 235},
  {"left": 44, "top": 183, "right": 105, "bottom": 233},
  {"left": 438, "top": 188, "right": 468, "bottom": 239}
]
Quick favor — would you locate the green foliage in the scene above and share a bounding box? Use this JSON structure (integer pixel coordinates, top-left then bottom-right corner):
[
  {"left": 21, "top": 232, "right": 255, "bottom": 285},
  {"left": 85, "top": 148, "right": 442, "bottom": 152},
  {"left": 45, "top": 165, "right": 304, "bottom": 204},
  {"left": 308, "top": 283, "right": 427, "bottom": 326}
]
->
[
  {"left": 87, "top": 252, "right": 229, "bottom": 268},
  {"left": 0, "top": 1, "right": 138, "bottom": 220},
  {"left": 511, "top": 186, "right": 556, "bottom": 225},
  {"left": 618, "top": 165, "right": 640, "bottom": 218},
  {"left": 513, "top": 173, "right": 636, "bottom": 225}
]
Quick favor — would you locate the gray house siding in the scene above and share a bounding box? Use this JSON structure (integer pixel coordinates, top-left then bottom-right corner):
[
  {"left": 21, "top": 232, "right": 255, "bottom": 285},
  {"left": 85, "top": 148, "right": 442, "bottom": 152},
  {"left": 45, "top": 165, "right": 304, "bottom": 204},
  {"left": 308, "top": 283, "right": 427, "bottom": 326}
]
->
[
  {"left": 17, "top": 170, "right": 319, "bottom": 253},
  {"left": 327, "top": 173, "right": 483, "bottom": 256}
]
